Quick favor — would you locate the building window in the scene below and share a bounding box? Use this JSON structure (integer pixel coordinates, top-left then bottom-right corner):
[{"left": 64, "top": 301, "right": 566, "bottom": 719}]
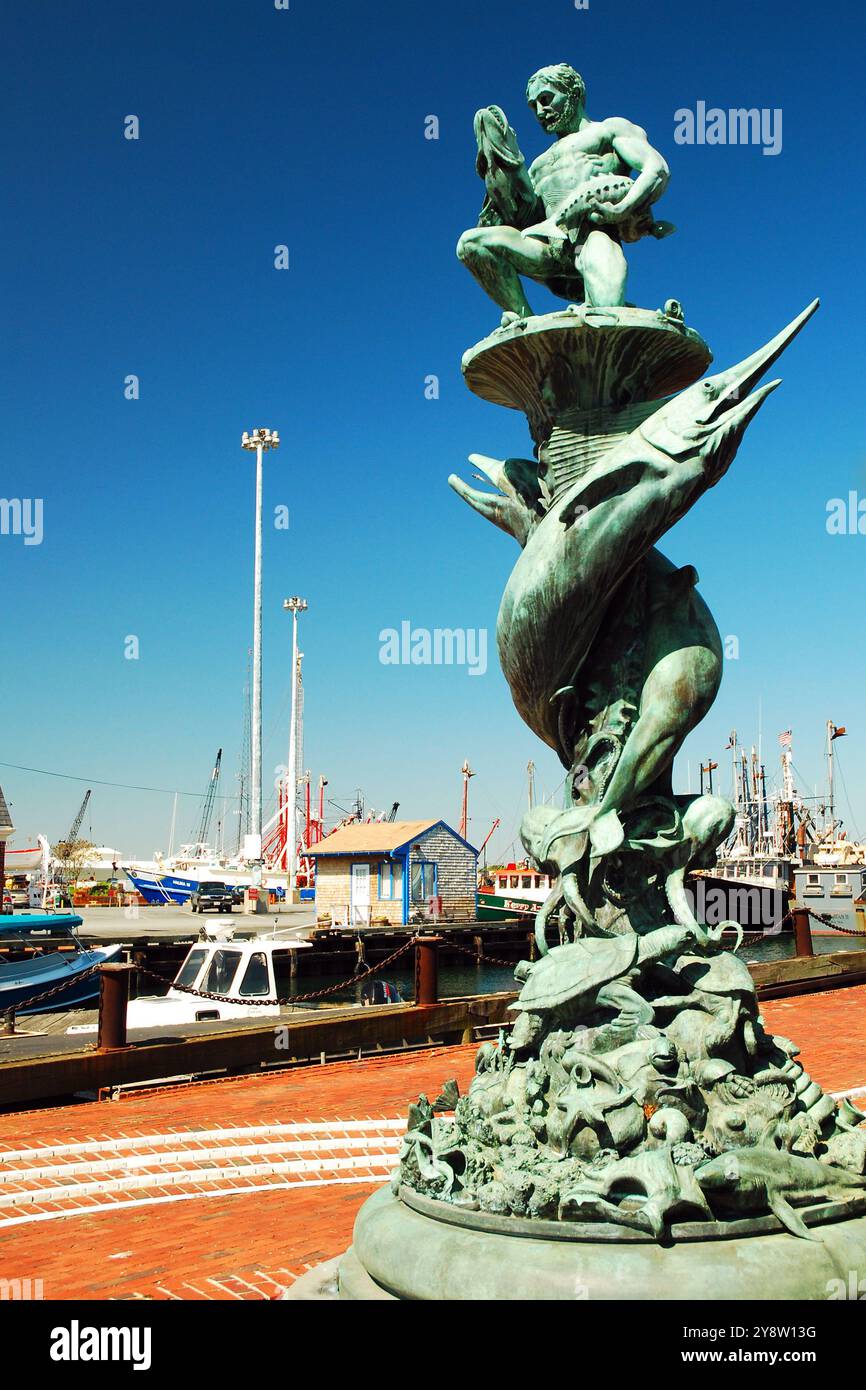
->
[
  {"left": 411, "top": 860, "right": 437, "bottom": 903},
  {"left": 379, "top": 861, "right": 403, "bottom": 901}
]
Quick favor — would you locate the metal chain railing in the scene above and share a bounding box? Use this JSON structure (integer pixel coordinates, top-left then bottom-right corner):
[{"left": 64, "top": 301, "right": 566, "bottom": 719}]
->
[
  {"left": 4, "top": 903, "right": 864, "bottom": 1024},
  {"left": 3, "top": 962, "right": 104, "bottom": 1018},
  {"left": 445, "top": 937, "right": 528, "bottom": 969},
  {"left": 134, "top": 934, "right": 421, "bottom": 1008},
  {"left": 805, "top": 906, "right": 866, "bottom": 938}
]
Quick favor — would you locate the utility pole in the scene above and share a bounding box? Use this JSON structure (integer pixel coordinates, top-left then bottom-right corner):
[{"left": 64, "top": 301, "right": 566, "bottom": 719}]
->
[
  {"left": 241, "top": 426, "right": 279, "bottom": 911},
  {"left": 283, "top": 596, "right": 307, "bottom": 897},
  {"left": 460, "top": 760, "right": 475, "bottom": 841}
]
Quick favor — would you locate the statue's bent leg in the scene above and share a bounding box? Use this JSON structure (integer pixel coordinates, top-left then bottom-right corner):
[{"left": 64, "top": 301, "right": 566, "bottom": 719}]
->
[
  {"left": 576, "top": 229, "right": 627, "bottom": 308},
  {"left": 456, "top": 226, "right": 556, "bottom": 319}
]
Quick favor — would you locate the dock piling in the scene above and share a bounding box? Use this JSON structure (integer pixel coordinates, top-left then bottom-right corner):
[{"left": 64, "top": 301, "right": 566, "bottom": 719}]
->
[
  {"left": 792, "top": 907, "right": 815, "bottom": 958},
  {"left": 96, "top": 963, "right": 135, "bottom": 1051},
  {"left": 414, "top": 935, "right": 441, "bottom": 1005}
]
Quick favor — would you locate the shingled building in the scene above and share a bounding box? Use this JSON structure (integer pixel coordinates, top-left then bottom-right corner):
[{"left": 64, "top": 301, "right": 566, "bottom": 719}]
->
[{"left": 309, "top": 819, "right": 477, "bottom": 926}]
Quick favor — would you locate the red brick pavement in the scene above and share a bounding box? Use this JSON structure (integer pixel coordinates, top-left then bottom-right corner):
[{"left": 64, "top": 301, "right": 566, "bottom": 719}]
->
[{"left": 0, "top": 986, "right": 862, "bottom": 1301}]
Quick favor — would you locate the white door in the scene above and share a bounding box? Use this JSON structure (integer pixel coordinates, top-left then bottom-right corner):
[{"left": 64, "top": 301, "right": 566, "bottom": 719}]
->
[{"left": 351, "top": 863, "right": 371, "bottom": 925}]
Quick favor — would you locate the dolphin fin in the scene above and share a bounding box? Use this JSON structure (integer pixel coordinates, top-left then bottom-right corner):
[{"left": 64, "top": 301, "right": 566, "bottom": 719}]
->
[{"left": 768, "top": 1192, "right": 820, "bottom": 1242}]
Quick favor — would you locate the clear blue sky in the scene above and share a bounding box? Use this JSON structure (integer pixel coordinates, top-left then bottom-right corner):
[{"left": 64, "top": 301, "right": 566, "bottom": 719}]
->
[{"left": 3, "top": 0, "right": 865, "bottom": 860}]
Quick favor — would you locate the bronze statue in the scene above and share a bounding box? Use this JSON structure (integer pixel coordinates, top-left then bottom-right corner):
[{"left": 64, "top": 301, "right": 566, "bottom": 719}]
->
[{"left": 457, "top": 63, "right": 673, "bottom": 321}]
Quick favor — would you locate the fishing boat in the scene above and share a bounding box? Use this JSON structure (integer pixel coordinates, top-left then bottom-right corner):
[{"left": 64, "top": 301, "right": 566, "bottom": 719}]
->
[
  {"left": 477, "top": 863, "right": 556, "bottom": 920},
  {"left": 699, "top": 722, "right": 866, "bottom": 933},
  {"left": 0, "top": 915, "right": 123, "bottom": 1014},
  {"left": 122, "top": 848, "right": 292, "bottom": 906}
]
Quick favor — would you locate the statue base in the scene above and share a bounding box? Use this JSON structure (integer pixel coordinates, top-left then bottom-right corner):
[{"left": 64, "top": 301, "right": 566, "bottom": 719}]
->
[
  {"left": 461, "top": 304, "right": 711, "bottom": 446},
  {"left": 286, "top": 1184, "right": 866, "bottom": 1301}
]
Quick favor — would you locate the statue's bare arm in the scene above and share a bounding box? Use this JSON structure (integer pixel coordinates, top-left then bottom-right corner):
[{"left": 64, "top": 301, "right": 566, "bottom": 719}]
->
[{"left": 589, "top": 118, "right": 670, "bottom": 227}]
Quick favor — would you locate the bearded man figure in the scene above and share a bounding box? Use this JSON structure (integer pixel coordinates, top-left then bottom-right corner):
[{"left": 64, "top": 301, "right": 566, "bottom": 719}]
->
[{"left": 457, "top": 64, "right": 673, "bottom": 322}]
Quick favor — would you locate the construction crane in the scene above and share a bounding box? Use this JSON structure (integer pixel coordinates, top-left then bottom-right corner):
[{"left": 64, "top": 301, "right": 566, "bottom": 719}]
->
[
  {"left": 65, "top": 790, "right": 91, "bottom": 850},
  {"left": 194, "top": 749, "right": 222, "bottom": 849},
  {"left": 56, "top": 789, "right": 92, "bottom": 889},
  {"left": 387, "top": 802, "right": 400, "bottom": 821}
]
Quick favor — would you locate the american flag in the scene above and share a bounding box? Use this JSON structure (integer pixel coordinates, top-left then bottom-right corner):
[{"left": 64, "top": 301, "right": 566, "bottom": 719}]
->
[{"left": 779, "top": 730, "right": 792, "bottom": 747}]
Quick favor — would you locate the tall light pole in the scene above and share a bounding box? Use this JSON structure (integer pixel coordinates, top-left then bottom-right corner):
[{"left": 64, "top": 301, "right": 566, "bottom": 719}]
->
[
  {"left": 283, "top": 596, "right": 307, "bottom": 896},
  {"left": 242, "top": 427, "right": 279, "bottom": 910}
]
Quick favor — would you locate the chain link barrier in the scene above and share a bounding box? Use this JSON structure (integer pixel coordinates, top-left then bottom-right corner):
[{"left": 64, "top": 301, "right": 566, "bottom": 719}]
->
[
  {"left": 2, "top": 962, "right": 104, "bottom": 1018},
  {"left": 5, "top": 903, "right": 865, "bottom": 1019},
  {"left": 805, "top": 906, "right": 866, "bottom": 938},
  {"left": 133, "top": 934, "right": 421, "bottom": 1008},
  {"left": 445, "top": 936, "right": 530, "bottom": 970}
]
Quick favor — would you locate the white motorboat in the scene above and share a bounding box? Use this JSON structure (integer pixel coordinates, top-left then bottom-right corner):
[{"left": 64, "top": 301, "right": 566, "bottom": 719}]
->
[{"left": 117, "top": 927, "right": 314, "bottom": 1031}]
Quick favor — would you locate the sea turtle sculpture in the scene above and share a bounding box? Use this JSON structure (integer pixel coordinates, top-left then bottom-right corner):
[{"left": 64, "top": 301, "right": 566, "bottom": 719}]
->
[{"left": 510, "top": 920, "right": 704, "bottom": 1050}]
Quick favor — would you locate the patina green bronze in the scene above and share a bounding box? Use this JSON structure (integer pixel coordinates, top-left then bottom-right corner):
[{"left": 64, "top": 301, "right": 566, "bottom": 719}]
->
[
  {"left": 457, "top": 63, "right": 674, "bottom": 321},
  {"left": 288, "top": 65, "right": 866, "bottom": 1302}
]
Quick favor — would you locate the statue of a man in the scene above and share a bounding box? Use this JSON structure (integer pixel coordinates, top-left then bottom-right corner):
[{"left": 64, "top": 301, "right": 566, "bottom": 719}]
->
[{"left": 457, "top": 64, "right": 672, "bottom": 323}]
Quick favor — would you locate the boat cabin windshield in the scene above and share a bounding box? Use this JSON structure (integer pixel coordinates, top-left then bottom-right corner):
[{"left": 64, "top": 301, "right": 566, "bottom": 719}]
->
[
  {"left": 175, "top": 948, "right": 208, "bottom": 988},
  {"left": 200, "top": 949, "right": 242, "bottom": 994}
]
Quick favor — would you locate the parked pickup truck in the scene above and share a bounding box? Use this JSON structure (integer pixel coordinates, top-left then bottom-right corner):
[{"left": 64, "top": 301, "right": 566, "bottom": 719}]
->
[{"left": 189, "top": 881, "right": 234, "bottom": 914}]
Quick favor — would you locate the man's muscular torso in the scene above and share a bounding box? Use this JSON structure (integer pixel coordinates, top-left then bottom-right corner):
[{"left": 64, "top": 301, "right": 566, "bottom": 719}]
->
[{"left": 529, "top": 119, "right": 638, "bottom": 224}]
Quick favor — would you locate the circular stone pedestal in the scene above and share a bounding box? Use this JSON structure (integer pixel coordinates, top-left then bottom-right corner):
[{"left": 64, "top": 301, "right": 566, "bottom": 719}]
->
[{"left": 306, "top": 1185, "right": 866, "bottom": 1302}]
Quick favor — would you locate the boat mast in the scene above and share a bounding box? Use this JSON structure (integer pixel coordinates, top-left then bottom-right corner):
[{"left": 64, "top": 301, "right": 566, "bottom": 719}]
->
[
  {"left": 167, "top": 791, "right": 178, "bottom": 859},
  {"left": 728, "top": 730, "right": 738, "bottom": 813},
  {"left": 460, "top": 760, "right": 475, "bottom": 840},
  {"left": 527, "top": 760, "right": 536, "bottom": 810},
  {"left": 827, "top": 719, "right": 847, "bottom": 840}
]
